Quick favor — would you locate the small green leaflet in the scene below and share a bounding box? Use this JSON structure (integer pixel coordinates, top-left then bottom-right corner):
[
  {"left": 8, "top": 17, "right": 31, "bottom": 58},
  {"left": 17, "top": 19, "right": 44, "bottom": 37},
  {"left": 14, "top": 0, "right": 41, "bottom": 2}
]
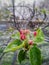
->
[
  {"left": 29, "top": 46, "right": 42, "bottom": 65},
  {"left": 18, "top": 50, "right": 26, "bottom": 63},
  {"left": 4, "top": 39, "right": 22, "bottom": 52},
  {"left": 41, "top": 9, "right": 46, "bottom": 14},
  {"left": 41, "top": 9, "right": 49, "bottom": 14},
  {"left": 34, "top": 28, "right": 44, "bottom": 43},
  {"left": 11, "top": 32, "right": 20, "bottom": 39}
]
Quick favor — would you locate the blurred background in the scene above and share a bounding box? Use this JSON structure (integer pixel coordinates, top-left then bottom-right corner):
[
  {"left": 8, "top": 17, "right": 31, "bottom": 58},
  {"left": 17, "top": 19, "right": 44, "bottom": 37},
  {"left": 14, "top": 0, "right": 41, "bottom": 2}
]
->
[{"left": 0, "top": 0, "right": 49, "bottom": 65}]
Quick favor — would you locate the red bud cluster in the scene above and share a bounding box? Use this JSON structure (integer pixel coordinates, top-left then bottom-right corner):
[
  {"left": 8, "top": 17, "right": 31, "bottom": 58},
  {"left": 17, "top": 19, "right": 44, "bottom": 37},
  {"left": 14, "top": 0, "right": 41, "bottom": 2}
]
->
[{"left": 20, "top": 29, "right": 29, "bottom": 40}]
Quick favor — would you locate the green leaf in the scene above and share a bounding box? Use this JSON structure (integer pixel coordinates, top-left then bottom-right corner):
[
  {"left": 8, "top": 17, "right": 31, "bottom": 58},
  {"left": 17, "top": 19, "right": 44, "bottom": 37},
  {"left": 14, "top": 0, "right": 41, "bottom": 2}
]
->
[
  {"left": 18, "top": 50, "right": 26, "bottom": 63},
  {"left": 34, "top": 28, "right": 44, "bottom": 43},
  {"left": 4, "top": 40, "right": 27, "bottom": 53},
  {"left": 11, "top": 32, "right": 20, "bottom": 39},
  {"left": 29, "top": 46, "right": 42, "bottom": 65},
  {"left": 4, "top": 39, "right": 23, "bottom": 52}
]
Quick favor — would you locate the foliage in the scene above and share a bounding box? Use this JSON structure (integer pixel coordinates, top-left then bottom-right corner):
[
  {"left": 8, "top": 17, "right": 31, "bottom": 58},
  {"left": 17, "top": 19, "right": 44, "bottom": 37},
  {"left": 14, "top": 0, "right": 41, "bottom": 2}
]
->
[
  {"left": 4, "top": 28, "right": 44, "bottom": 65},
  {"left": 34, "top": 28, "right": 44, "bottom": 43},
  {"left": 18, "top": 49, "right": 26, "bottom": 63},
  {"left": 29, "top": 45, "right": 42, "bottom": 65}
]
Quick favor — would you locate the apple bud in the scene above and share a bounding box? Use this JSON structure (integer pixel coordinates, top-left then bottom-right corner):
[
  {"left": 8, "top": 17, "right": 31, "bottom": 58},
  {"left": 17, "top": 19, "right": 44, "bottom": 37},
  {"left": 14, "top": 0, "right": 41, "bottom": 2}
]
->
[
  {"left": 33, "top": 31, "right": 37, "bottom": 36},
  {"left": 29, "top": 40, "right": 33, "bottom": 45},
  {"left": 20, "top": 34, "right": 26, "bottom": 40}
]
